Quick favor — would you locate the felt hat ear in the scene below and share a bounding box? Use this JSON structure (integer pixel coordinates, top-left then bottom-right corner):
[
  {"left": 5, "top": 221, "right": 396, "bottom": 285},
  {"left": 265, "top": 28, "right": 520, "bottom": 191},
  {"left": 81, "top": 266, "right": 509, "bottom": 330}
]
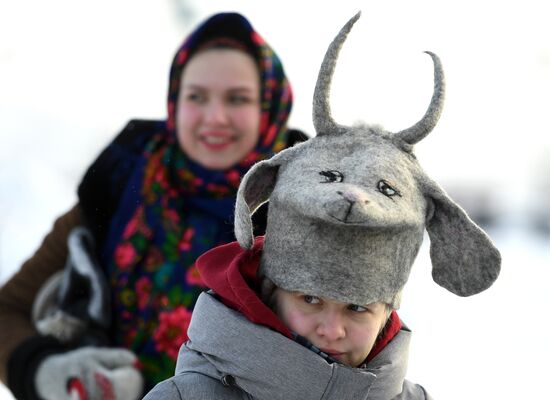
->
[
  {"left": 235, "top": 156, "right": 284, "bottom": 249},
  {"left": 425, "top": 183, "right": 501, "bottom": 296}
]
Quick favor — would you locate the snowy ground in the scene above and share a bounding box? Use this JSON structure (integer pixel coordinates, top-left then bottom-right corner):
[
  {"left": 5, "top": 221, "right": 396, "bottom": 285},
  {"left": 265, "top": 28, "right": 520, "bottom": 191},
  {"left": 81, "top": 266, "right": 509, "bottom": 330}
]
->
[{"left": 2, "top": 0, "right": 550, "bottom": 398}]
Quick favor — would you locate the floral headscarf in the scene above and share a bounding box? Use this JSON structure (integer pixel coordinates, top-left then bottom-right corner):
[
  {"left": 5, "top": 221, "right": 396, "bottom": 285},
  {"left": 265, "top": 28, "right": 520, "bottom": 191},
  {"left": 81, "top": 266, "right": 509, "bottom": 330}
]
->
[{"left": 106, "top": 13, "right": 293, "bottom": 387}]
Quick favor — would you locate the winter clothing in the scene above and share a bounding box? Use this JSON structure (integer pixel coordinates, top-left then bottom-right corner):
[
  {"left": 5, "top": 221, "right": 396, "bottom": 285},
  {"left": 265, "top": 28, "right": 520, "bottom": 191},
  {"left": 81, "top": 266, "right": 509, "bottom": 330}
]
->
[
  {"left": 234, "top": 12, "right": 501, "bottom": 309},
  {"left": 32, "top": 226, "right": 111, "bottom": 345},
  {"left": 0, "top": 12, "right": 307, "bottom": 399},
  {"left": 143, "top": 239, "right": 431, "bottom": 400},
  {"left": 34, "top": 347, "right": 142, "bottom": 400},
  {"left": 102, "top": 13, "right": 292, "bottom": 385}
]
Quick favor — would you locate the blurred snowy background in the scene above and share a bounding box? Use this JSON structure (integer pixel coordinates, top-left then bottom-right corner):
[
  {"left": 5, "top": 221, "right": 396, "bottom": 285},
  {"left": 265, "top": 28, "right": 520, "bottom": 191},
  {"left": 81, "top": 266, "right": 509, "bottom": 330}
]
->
[{"left": 1, "top": 0, "right": 549, "bottom": 398}]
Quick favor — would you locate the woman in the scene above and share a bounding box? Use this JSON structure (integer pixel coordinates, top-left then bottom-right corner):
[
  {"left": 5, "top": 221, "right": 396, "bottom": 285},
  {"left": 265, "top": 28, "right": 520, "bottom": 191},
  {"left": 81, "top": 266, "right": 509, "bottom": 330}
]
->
[{"left": 0, "top": 12, "right": 306, "bottom": 400}]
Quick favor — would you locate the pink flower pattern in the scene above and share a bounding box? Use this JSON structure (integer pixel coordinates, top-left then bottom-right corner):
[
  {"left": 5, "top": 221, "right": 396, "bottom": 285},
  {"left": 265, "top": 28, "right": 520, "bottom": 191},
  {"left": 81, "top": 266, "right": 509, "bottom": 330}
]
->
[
  {"left": 153, "top": 306, "right": 192, "bottom": 361},
  {"left": 114, "top": 243, "right": 136, "bottom": 269}
]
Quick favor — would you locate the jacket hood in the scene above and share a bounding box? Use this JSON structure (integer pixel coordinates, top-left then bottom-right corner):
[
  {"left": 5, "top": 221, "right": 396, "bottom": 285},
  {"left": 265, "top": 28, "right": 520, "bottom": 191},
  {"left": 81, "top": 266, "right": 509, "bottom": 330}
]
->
[
  {"left": 176, "top": 292, "right": 412, "bottom": 400},
  {"left": 196, "top": 236, "right": 292, "bottom": 338}
]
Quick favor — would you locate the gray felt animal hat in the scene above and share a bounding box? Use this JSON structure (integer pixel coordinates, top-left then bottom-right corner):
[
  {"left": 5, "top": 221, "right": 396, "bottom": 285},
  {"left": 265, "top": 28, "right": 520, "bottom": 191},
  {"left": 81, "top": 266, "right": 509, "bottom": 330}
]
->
[{"left": 234, "top": 12, "right": 501, "bottom": 309}]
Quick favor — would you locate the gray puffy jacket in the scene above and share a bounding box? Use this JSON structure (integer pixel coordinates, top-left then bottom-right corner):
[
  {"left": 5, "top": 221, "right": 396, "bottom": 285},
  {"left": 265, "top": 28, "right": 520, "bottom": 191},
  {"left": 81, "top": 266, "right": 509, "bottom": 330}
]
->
[{"left": 143, "top": 292, "right": 431, "bottom": 400}]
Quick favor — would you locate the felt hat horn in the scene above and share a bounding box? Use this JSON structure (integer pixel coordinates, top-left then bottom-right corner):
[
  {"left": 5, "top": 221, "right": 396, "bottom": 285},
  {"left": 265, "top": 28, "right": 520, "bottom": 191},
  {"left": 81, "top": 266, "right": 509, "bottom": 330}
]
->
[
  {"left": 312, "top": 12, "right": 360, "bottom": 136},
  {"left": 395, "top": 51, "right": 445, "bottom": 145},
  {"left": 313, "top": 11, "right": 445, "bottom": 148}
]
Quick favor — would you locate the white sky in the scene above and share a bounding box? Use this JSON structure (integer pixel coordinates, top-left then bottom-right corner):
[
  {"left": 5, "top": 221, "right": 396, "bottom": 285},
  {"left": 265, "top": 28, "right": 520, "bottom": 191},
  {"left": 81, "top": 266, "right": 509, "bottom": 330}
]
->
[{"left": 1, "top": 0, "right": 550, "bottom": 398}]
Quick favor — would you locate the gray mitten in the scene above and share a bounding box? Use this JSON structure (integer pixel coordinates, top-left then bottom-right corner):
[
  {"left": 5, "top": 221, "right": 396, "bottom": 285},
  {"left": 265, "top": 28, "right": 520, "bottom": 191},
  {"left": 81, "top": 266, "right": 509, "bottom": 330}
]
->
[{"left": 34, "top": 347, "right": 143, "bottom": 400}]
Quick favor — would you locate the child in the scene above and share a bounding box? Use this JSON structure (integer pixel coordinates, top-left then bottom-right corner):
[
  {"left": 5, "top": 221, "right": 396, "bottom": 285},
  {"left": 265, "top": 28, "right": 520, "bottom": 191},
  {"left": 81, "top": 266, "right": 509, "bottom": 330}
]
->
[
  {"left": 144, "top": 12, "right": 500, "bottom": 400},
  {"left": 144, "top": 236, "right": 426, "bottom": 399}
]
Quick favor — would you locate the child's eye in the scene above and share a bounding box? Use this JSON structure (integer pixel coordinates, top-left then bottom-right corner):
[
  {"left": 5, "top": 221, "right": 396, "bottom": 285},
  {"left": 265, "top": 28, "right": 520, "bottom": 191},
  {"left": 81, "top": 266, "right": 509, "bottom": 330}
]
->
[
  {"left": 303, "top": 295, "right": 321, "bottom": 304},
  {"left": 347, "top": 304, "right": 368, "bottom": 312}
]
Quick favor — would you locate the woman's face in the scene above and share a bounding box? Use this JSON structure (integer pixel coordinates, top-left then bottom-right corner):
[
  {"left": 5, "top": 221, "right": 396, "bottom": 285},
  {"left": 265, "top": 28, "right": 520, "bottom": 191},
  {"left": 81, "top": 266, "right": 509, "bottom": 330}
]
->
[
  {"left": 176, "top": 48, "right": 261, "bottom": 170},
  {"left": 275, "top": 289, "right": 389, "bottom": 367}
]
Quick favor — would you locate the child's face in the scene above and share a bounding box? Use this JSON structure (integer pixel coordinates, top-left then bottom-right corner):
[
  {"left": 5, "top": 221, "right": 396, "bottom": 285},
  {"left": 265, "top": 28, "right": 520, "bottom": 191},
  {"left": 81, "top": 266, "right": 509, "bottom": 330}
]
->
[{"left": 275, "top": 288, "right": 389, "bottom": 367}]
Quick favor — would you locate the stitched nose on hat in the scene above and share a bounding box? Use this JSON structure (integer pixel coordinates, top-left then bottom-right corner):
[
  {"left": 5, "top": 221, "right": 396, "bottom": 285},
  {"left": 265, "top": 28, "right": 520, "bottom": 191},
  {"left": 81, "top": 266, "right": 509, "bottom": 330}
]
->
[
  {"left": 337, "top": 189, "right": 369, "bottom": 204},
  {"left": 324, "top": 189, "right": 370, "bottom": 224}
]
